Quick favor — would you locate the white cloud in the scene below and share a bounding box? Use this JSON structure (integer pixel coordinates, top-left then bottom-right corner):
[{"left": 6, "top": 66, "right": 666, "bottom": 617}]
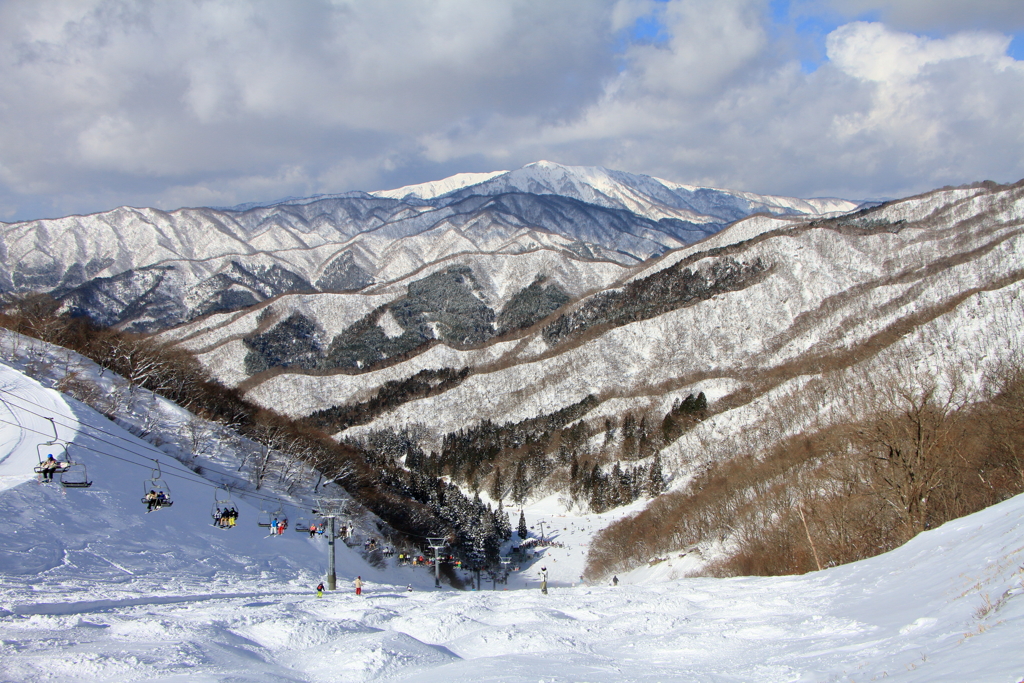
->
[
  {"left": 1, "top": 0, "right": 1024, "bottom": 220},
  {"left": 827, "top": 21, "right": 1018, "bottom": 82}
]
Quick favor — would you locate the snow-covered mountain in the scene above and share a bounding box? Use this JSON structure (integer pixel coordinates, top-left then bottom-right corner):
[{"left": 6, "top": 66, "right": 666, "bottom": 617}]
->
[
  {"left": 180, "top": 181, "right": 1022, "bottom": 438},
  {"left": 0, "top": 162, "right": 858, "bottom": 331},
  {"left": 411, "top": 160, "right": 857, "bottom": 222}
]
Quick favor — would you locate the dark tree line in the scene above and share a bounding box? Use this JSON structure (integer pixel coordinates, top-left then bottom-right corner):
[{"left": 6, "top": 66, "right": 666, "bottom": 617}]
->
[
  {"left": 543, "top": 258, "right": 768, "bottom": 347},
  {"left": 306, "top": 367, "right": 471, "bottom": 432}
]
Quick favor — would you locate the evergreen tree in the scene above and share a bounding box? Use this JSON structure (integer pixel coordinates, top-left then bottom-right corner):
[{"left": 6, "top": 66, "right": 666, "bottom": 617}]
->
[
  {"left": 694, "top": 391, "right": 708, "bottom": 412},
  {"left": 489, "top": 465, "right": 504, "bottom": 502},
  {"left": 495, "top": 501, "right": 512, "bottom": 541},
  {"left": 511, "top": 460, "right": 528, "bottom": 506},
  {"left": 646, "top": 453, "right": 666, "bottom": 496},
  {"left": 517, "top": 510, "right": 528, "bottom": 541}
]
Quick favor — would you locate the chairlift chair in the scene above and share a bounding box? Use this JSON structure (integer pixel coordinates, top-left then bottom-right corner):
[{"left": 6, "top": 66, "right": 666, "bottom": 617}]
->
[
  {"left": 211, "top": 487, "right": 235, "bottom": 526},
  {"left": 56, "top": 444, "right": 92, "bottom": 489},
  {"left": 141, "top": 461, "right": 173, "bottom": 510},
  {"left": 33, "top": 417, "right": 69, "bottom": 480},
  {"left": 294, "top": 510, "right": 311, "bottom": 532},
  {"left": 257, "top": 505, "right": 272, "bottom": 528},
  {"left": 60, "top": 462, "right": 92, "bottom": 489}
]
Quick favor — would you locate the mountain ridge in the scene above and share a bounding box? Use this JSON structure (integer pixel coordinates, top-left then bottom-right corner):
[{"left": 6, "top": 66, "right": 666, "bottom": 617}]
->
[{"left": 0, "top": 162, "right": 859, "bottom": 331}]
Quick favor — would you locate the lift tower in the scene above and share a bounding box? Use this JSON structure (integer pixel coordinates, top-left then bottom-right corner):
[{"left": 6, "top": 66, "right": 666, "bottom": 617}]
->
[
  {"left": 427, "top": 536, "right": 447, "bottom": 588},
  {"left": 316, "top": 497, "right": 347, "bottom": 591}
]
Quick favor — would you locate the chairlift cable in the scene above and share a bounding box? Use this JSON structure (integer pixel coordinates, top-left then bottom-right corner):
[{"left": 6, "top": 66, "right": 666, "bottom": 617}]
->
[
  {"left": 0, "top": 388, "right": 316, "bottom": 508},
  {"left": 0, "top": 414, "right": 304, "bottom": 509}
]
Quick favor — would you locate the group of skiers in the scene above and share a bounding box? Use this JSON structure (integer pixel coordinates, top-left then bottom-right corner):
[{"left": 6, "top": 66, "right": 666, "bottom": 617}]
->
[
  {"left": 144, "top": 489, "right": 170, "bottom": 511},
  {"left": 213, "top": 507, "right": 238, "bottom": 528},
  {"left": 270, "top": 517, "right": 288, "bottom": 535}
]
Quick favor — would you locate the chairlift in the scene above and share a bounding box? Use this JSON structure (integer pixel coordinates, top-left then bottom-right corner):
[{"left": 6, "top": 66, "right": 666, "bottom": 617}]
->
[
  {"left": 211, "top": 487, "right": 237, "bottom": 527},
  {"left": 294, "top": 510, "right": 311, "bottom": 532},
  {"left": 262, "top": 506, "right": 288, "bottom": 535},
  {"left": 33, "top": 417, "right": 69, "bottom": 481},
  {"left": 272, "top": 506, "right": 288, "bottom": 526},
  {"left": 142, "top": 461, "right": 173, "bottom": 511},
  {"left": 257, "top": 505, "right": 272, "bottom": 528},
  {"left": 59, "top": 447, "right": 92, "bottom": 489}
]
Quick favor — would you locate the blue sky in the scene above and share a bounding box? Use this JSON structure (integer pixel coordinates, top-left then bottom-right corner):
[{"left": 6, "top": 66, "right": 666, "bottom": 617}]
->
[{"left": 2, "top": 0, "right": 1023, "bottom": 221}]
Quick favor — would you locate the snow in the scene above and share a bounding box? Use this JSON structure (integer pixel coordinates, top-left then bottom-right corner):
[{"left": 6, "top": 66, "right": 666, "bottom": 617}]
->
[
  {"left": 371, "top": 171, "right": 509, "bottom": 200},
  {"left": 1, "top": 351, "right": 1022, "bottom": 681}
]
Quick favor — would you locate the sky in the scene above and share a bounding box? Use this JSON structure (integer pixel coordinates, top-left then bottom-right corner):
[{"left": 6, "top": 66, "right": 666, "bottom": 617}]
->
[{"left": 1, "top": 0, "right": 1023, "bottom": 222}]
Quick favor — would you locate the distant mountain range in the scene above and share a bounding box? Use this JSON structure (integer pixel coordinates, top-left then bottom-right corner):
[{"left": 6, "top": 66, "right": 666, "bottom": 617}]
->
[{"left": 0, "top": 161, "right": 859, "bottom": 331}]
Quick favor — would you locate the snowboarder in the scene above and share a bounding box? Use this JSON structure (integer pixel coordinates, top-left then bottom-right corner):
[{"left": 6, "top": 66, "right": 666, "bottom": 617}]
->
[
  {"left": 39, "top": 454, "right": 61, "bottom": 482},
  {"left": 612, "top": 576, "right": 619, "bottom": 586},
  {"left": 316, "top": 582, "right": 325, "bottom": 598},
  {"left": 540, "top": 566, "right": 548, "bottom": 595},
  {"left": 354, "top": 576, "right": 363, "bottom": 596}
]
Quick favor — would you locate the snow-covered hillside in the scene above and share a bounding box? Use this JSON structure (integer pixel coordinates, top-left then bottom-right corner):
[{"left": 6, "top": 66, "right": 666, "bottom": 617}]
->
[
  {"left": 228, "top": 181, "right": 1024, "bottom": 453},
  {"left": 1, "top": 349, "right": 1020, "bottom": 681},
  {"left": 0, "top": 350, "right": 390, "bottom": 589}
]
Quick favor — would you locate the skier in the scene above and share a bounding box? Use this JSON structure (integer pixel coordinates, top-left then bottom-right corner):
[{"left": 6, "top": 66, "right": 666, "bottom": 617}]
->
[
  {"left": 316, "top": 582, "right": 325, "bottom": 598},
  {"left": 354, "top": 576, "right": 363, "bottom": 596},
  {"left": 612, "top": 576, "right": 619, "bottom": 586},
  {"left": 407, "top": 584, "right": 413, "bottom": 592},
  {"left": 309, "top": 523, "right": 318, "bottom": 539},
  {"left": 39, "top": 454, "right": 61, "bottom": 482},
  {"left": 540, "top": 566, "right": 548, "bottom": 595},
  {"left": 145, "top": 490, "right": 159, "bottom": 512}
]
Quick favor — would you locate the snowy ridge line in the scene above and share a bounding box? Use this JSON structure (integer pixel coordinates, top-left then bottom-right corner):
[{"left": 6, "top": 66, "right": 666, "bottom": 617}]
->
[{"left": 0, "top": 386, "right": 306, "bottom": 510}]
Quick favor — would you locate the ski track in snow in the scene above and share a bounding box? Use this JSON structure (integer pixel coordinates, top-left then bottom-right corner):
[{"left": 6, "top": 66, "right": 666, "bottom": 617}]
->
[{"left": 1, "top": 362, "right": 1022, "bottom": 681}]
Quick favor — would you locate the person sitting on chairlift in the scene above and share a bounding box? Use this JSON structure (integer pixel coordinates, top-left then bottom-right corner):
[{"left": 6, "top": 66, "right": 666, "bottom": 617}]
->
[
  {"left": 145, "top": 490, "right": 159, "bottom": 511},
  {"left": 156, "top": 491, "right": 168, "bottom": 508},
  {"left": 40, "top": 454, "right": 61, "bottom": 482}
]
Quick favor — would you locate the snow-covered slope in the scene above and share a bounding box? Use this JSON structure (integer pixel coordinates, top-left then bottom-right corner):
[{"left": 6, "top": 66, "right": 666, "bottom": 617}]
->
[
  {"left": 1, "top": 351, "right": 1020, "bottom": 681},
  {"left": 435, "top": 160, "right": 859, "bottom": 221},
  {"left": 0, "top": 355, "right": 394, "bottom": 591},
  {"left": 371, "top": 171, "right": 508, "bottom": 200}
]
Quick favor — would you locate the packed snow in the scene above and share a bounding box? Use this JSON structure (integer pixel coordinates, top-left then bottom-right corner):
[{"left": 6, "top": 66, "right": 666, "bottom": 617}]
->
[{"left": 1, "top": 356, "right": 1022, "bottom": 681}]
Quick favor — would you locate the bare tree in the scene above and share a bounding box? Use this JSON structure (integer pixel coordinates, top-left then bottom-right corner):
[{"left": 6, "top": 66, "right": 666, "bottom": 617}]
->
[{"left": 856, "top": 377, "right": 968, "bottom": 541}]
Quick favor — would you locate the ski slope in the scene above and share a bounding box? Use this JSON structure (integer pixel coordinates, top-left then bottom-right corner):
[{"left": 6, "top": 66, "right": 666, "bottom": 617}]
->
[{"left": 1, "top": 360, "right": 1022, "bottom": 681}]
